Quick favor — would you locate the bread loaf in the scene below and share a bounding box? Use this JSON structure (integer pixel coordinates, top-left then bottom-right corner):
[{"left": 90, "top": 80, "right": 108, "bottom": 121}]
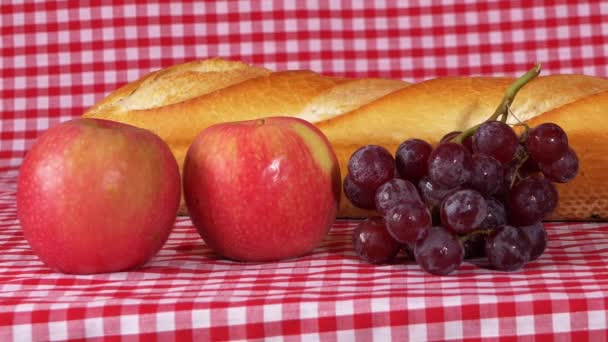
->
[{"left": 83, "top": 58, "right": 608, "bottom": 220}]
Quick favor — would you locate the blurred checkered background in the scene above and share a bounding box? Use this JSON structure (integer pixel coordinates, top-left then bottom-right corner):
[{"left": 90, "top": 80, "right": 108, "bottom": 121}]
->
[{"left": 1, "top": 1, "right": 607, "bottom": 174}]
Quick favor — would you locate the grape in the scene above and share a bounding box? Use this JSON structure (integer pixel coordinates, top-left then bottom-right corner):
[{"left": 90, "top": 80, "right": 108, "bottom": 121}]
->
[
  {"left": 440, "top": 189, "right": 488, "bottom": 234},
  {"left": 352, "top": 217, "right": 400, "bottom": 264},
  {"left": 486, "top": 225, "right": 531, "bottom": 271},
  {"left": 496, "top": 159, "right": 535, "bottom": 201},
  {"left": 519, "top": 222, "right": 547, "bottom": 261},
  {"left": 440, "top": 131, "right": 474, "bottom": 152},
  {"left": 385, "top": 201, "right": 432, "bottom": 244},
  {"left": 375, "top": 178, "right": 422, "bottom": 215},
  {"left": 417, "top": 176, "right": 460, "bottom": 209},
  {"left": 507, "top": 175, "right": 558, "bottom": 226},
  {"left": 463, "top": 198, "right": 505, "bottom": 259},
  {"left": 348, "top": 145, "right": 395, "bottom": 190},
  {"left": 511, "top": 148, "right": 540, "bottom": 176},
  {"left": 540, "top": 147, "right": 579, "bottom": 183},
  {"left": 468, "top": 154, "right": 504, "bottom": 196},
  {"left": 512, "top": 144, "right": 541, "bottom": 173},
  {"left": 427, "top": 142, "right": 473, "bottom": 188},
  {"left": 343, "top": 174, "right": 376, "bottom": 210},
  {"left": 414, "top": 226, "right": 464, "bottom": 275},
  {"left": 525, "top": 123, "right": 569, "bottom": 164},
  {"left": 472, "top": 120, "right": 519, "bottom": 164},
  {"left": 479, "top": 198, "right": 507, "bottom": 230},
  {"left": 395, "top": 139, "right": 433, "bottom": 182},
  {"left": 462, "top": 232, "right": 486, "bottom": 259}
]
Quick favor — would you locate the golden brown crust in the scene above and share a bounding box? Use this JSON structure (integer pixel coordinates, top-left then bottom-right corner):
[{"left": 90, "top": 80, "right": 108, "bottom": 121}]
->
[
  {"left": 86, "top": 58, "right": 271, "bottom": 116},
  {"left": 83, "top": 58, "right": 608, "bottom": 220},
  {"left": 319, "top": 75, "right": 608, "bottom": 145},
  {"left": 296, "top": 78, "right": 410, "bottom": 123}
]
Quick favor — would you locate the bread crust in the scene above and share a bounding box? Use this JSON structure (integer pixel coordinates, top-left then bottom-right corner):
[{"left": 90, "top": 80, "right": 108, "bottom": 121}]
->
[{"left": 83, "top": 58, "right": 608, "bottom": 220}]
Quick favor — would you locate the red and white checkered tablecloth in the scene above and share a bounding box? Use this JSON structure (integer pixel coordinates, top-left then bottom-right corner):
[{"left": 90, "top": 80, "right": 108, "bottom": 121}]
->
[
  {"left": 2, "top": 1, "right": 608, "bottom": 340},
  {"left": 1, "top": 170, "right": 608, "bottom": 340}
]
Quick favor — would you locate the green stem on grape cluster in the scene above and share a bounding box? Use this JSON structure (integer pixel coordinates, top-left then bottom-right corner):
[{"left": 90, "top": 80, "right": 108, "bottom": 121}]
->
[
  {"left": 509, "top": 152, "right": 531, "bottom": 189},
  {"left": 454, "top": 64, "right": 541, "bottom": 144},
  {"left": 459, "top": 228, "right": 491, "bottom": 242},
  {"left": 499, "top": 112, "right": 509, "bottom": 123},
  {"left": 515, "top": 123, "right": 531, "bottom": 143},
  {"left": 453, "top": 123, "right": 481, "bottom": 144}
]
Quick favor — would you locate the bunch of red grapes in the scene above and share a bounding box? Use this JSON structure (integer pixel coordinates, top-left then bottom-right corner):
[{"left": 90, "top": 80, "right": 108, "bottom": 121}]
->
[{"left": 347, "top": 120, "right": 579, "bottom": 275}]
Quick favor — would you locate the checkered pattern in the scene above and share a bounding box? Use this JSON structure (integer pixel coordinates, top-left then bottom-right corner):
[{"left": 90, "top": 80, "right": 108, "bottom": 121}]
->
[
  {"left": 2, "top": 0, "right": 608, "bottom": 340},
  {"left": 2, "top": 1, "right": 608, "bottom": 171},
  {"left": 1, "top": 168, "right": 608, "bottom": 340}
]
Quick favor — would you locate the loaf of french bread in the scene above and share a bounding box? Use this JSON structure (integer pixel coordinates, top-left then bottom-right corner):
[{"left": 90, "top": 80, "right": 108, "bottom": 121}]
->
[{"left": 83, "top": 58, "right": 608, "bottom": 220}]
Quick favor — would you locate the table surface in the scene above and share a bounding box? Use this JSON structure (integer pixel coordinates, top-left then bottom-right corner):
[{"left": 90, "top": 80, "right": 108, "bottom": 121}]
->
[
  {"left": 2, "top": 1, "right": 608, "bottom": 340},
  {"left": 1, "top": 167, "right": 608, "bottom": 341}
]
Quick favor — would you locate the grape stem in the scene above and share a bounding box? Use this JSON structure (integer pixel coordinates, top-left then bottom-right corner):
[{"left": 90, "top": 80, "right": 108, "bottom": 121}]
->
[
  {"left": 515, "top": 123, "right": 531, "bottom": 143},
  {"left": 459, "top": 229, "right": 491, "bottom": 242},
  {"left": 509, "top": 152, "right": 530, "bottom": 189},
  {"left": 454, "top": 64, "right": 541, "bottom": 144}
]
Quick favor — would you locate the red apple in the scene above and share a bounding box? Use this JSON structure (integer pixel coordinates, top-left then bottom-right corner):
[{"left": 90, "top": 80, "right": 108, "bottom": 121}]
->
[
  {"left": 183, "top": 116, "right": 341, "bottom": 261},
  {"left": 17, "top": 118, "right": 181, "bottom": 274}
]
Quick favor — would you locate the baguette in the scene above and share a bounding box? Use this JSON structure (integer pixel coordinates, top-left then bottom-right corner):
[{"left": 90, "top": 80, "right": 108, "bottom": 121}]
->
[{"left": 83, "top": 58, "right": 608, "bottom": 220}]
